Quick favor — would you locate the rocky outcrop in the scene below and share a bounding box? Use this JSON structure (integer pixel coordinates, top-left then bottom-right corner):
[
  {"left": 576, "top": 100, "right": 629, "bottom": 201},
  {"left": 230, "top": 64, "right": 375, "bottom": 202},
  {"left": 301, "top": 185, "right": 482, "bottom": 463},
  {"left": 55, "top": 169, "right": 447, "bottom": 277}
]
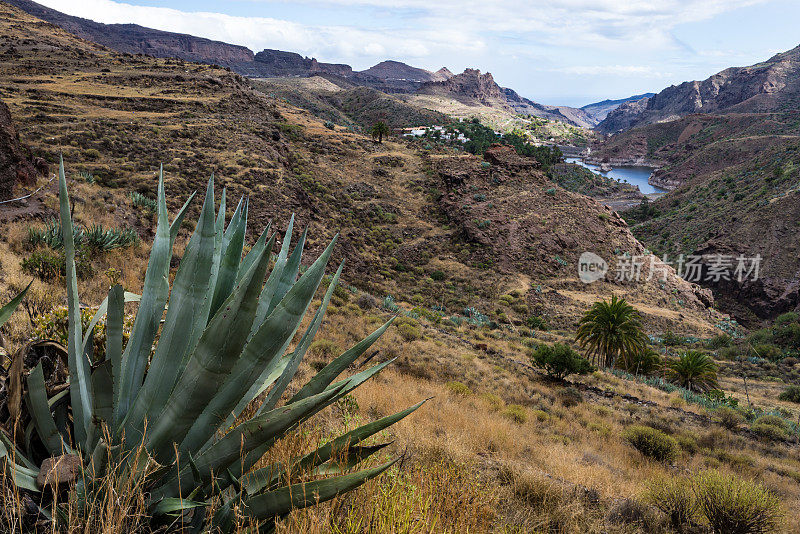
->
[
  {"left": 417, "top": 68, "right": 504, "bottom": 103},
  {"left": 580, "top": 93, "right": 655, "bottom": 124},
  {"left": 359, "top": 60, "right": 441, "bottom": 83},
  {"left": 251, "top": 49, "right": 353, "bottom": 77},
  {"left": 597, "top": 44, "right": 800, "bottom": 133},
  {"left": 4, "top": 0, "right": 254, "bottom": 67},
  {"left": 0, "top": 100, "right": 36, "bottom": 200}
]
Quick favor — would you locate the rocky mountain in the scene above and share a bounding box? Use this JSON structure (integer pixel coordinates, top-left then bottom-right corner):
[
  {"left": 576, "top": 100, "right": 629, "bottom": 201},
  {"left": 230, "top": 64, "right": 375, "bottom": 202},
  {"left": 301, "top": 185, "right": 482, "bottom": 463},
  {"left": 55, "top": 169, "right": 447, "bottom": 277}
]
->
[
  {"left": 580, "top": 93, "right": 654, "bottom": 124},
  {"left": 359, "top": 60, "right": 449, "bottom": 83},
  {"left": 597, "top": 46, "right": 800, "bottom": 133},
  {"left": 0, "top": 99, "right": 37, "bottom": 200},
  {"left": 4, "top": 0, "right": 254, "bottom": 67},
  {"left": 5, "top": 0, "right": 592, "bottom": 131}
]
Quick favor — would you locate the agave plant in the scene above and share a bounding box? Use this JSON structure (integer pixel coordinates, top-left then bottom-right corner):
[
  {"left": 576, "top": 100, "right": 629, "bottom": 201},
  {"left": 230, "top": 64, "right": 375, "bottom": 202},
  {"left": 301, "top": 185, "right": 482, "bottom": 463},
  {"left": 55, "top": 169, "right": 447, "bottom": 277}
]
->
[
  {"left": 575, "top": 295, "right": 647, "bottom": 368},
  {"left": 665, "top": 350, "right": 718, "bottom": 393},
  {"left": 0, "top": 158, "right": 422, "bottom": 530}
]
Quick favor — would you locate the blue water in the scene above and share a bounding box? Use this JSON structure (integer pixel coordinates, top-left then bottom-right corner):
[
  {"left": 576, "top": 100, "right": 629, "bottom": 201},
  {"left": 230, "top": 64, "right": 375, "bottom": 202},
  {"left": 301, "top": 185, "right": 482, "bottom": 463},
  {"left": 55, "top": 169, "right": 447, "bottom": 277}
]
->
[{"left": 565, "top": 157, "right": 665, "bottom": 195}]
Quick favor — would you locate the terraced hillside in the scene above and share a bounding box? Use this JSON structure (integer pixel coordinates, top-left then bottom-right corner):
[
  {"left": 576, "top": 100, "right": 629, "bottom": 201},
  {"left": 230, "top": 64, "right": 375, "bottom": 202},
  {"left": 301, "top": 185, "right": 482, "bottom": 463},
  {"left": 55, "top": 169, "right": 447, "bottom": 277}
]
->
[{"left": 7, "top": 4, "right": 800, "bottom": 533}]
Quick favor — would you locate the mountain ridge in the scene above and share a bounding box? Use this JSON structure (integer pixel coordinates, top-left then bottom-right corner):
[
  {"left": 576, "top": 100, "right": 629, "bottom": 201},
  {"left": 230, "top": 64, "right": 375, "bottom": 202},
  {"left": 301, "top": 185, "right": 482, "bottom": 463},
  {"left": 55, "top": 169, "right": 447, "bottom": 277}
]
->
[{"left": 597, "top": 46, "right": 800, "bottom": 133}]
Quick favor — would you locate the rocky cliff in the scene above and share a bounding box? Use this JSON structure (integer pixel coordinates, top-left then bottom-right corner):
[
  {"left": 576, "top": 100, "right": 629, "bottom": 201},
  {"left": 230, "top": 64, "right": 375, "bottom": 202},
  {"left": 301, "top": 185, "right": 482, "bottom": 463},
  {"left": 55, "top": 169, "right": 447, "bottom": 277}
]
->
[
  {"left": 597, "top": 45, "right": 800, "bottom": 133},
  {"left": 4, "top": 0, "right": 254, "bottom": 66}
]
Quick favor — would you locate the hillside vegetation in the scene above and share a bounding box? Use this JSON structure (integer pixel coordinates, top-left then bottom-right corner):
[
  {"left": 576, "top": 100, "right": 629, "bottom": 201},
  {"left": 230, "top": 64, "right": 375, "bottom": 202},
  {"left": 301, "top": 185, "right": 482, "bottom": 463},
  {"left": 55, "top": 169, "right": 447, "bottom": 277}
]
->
[{"left": 0, "top": 3, "right": 799, "bottom": 533}]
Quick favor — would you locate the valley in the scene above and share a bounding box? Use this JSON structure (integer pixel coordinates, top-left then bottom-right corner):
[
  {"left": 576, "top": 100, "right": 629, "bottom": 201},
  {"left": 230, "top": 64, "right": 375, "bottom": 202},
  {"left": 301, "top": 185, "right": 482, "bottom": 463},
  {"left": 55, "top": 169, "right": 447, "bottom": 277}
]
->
[{"left": 0, "top": 1, "right": 798, "bottom": 533}]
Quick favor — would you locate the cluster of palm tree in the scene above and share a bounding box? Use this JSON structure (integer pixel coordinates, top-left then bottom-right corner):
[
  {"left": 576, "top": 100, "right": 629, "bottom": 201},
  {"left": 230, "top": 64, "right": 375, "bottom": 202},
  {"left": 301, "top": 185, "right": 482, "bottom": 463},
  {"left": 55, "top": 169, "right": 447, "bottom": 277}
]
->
[{"left": 575, "top": 295, "right": 718, "bottom": 392}]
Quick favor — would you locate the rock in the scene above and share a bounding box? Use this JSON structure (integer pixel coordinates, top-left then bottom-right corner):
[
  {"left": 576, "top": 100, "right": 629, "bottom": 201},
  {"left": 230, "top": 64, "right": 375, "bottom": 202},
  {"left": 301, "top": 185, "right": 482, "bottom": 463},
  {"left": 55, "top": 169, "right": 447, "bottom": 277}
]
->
[
  {"left": 0, "top": 99, "right": 37, "bottom": 200},
  {"left": 36, "top": 454, "right": 82, "bottom": 489}
]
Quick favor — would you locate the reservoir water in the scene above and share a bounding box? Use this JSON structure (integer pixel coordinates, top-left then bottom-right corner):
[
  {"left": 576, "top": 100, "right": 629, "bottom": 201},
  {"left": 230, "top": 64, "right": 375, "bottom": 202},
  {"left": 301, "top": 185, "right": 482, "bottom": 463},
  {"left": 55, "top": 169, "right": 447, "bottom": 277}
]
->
[{"left": 565, "top": 157, "right": 665, "bottom": 195}]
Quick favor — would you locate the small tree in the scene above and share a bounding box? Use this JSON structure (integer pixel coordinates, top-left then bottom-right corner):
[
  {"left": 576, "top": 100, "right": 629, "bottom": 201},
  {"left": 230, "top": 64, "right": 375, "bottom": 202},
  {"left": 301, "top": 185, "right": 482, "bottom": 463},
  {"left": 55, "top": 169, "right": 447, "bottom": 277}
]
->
[
  {"left": 665, "top": 350, "right": 718, "bottom": 392},
  {"left": 371, "top": 121, "right": 390, "bottom": 143},
  {"left": 575, "top": 295, "right": 647, "bottom": 368},
  {"left": 531, "top": 343, "right": 593, "bottom": 380}
]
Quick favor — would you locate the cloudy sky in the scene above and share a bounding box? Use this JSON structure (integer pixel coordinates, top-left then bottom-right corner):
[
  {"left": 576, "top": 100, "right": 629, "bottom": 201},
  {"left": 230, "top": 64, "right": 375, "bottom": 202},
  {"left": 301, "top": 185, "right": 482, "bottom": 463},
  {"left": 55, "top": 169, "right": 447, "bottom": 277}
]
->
[{"left": 37, "top": 0, "right": 800, "bottom": 107}]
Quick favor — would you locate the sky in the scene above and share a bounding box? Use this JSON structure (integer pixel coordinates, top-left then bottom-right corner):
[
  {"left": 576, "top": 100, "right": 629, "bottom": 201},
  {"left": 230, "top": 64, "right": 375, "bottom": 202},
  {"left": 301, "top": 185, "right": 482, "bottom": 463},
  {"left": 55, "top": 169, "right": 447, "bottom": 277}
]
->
[{"left": 36, "top": 0, "right": 800, "bottom": 107}]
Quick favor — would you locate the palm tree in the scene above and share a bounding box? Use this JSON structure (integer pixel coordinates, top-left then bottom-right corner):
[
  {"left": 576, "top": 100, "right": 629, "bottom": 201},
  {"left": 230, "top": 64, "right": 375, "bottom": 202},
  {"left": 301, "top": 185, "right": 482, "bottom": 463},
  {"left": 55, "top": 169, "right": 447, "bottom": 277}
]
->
[
  {"left": 665, "top": 350, "right": 718, "bottom": 392},
  {"left": 575, "top": 295, "right": 647, "bottom": 368},
  {"left": 371, "top": 121, "right": 390, "bottom": 143}
]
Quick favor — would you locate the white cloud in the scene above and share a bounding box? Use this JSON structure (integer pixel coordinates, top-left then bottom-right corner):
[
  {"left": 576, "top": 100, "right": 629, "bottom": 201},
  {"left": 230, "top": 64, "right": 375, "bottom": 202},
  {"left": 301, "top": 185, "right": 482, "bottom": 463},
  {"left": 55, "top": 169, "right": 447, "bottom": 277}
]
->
[{"left": 556, "top": 65, "right": 671, "bottom": 78}]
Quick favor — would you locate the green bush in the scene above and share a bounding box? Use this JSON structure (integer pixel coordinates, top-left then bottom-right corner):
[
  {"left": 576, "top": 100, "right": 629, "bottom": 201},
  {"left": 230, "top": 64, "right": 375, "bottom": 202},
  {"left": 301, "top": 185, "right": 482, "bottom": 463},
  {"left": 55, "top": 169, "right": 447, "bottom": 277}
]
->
[
  {"left": 645, "top": 475, "right": 697, "bottom": 531},
  {"left": 714, "top": 406, "right": 746, "bottom": 430},
  {"left": 623, "top": 425, "right": 679, "bottom": 462},
  {"left": 526, "top": 315, "right": 548, "bottom": 330},
  {"left": 309, "top": 339, "right": 341, "bottom": 358},
  {"left": 751, "top": 422, "right": 788, "bottom": 441},
  {"left": 531, "top": 343, "right": 593, "bottom": 379},
  {"left": 706, "top": 334, "right": 733, "bottom": 349},
  {"left": 397, "top": 322, "right": 422, "bottom": 341},
  {"left": 778, "top": 385, "right": 800, "bottom": 403},
  {"left": 693, "top": 470, "right": 783, "bottom": 534},
  {"left": 501, "top": 404, "right": 527, "bottom": 424},
  {"left": 751, "top": 343, "right": 782, "bottom": 361},
  {"left": 445, "top": 381, "right": 472, "bottom": 396}
]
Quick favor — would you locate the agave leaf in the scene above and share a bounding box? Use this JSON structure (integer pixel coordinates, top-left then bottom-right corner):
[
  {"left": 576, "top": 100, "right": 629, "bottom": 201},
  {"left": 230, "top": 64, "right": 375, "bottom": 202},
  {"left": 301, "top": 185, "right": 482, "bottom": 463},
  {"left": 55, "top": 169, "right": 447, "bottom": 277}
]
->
[
  {"left": 59, "top": 156, "right": 92, "bottom": 446},
  {"left": 91, "top": 360, "right": 113, "bottom": 424},
  {"left": 238, "top": 223, "right": 271, "bottom": 284},
  {"left": 169, "top": 191, "right": 196, "bottom": 246},
  {"left": 152, "top": 386, "right": 344, "bottom": 501},
  {"left": 310, "top": 443, "right": 391, "bottom": 476},
  {"left": 25, "top": 363, "right": 67, "bottom": 455},
  {"left": 220, "top": 459, "right": 397, "bottom": 530},
  {"left": 115, "top": 168, "right": 173, "bottom": 427},
  {"left": 123, "top": 177, "right": 217, "bottom": 439},
  {"left": 208, "top": 197, "right": 247, "bottom": 319},
  {"left": 81, "top": 290, "right": 140, "bottom": 352},
  {"left": 0, "top": 281, "right": 31, "bottom": 329},
  {"left": 261, "top": 262, "right": 343, "bottom": 413},
  {"left": 243, "top": 399, "right": 426, "bottom": 495},
  {"left": 290, "top": 317, "right": 394, "bottom": 403},
  {"left": 250, "top": 215, "right": 294, "bottom": 336},
  {"left": 0, "top": 427, "right": 40, "bottom": 491},
  {"left": 178, "top": 237, "right": 336, "bottom": 456},
  {"left": 266, "top": 227, "right": 306, "bottom": 317},
  {"left": 105, "top": 285, "right": 125, "bottom": 403},
  {"left": 222, "top": 351, "right": 290, "bottom": 430},
  {"left": 152, "top": 497, "right": 207, "bottom": 517},
  {"left": 0, "top": 431, "right": 37, "bottom": 471},
  {"left": 145, "top": 238, "right": 272, "bottom": 460}
]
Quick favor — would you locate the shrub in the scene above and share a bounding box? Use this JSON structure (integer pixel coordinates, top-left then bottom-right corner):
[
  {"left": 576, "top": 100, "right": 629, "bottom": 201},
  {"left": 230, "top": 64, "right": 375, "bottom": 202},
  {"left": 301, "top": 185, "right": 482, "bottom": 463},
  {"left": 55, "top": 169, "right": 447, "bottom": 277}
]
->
[
  {"left": 753, "top": 415, "right": 788, "bottom": 432},
  {"left": 714, "top": 406, "right": 746, "bottom": 430},
  {"left": 397, "top": 322, "right": 423, "bottom": 341},
  {"left": 622, "top": 425, "right": 679, "bottom": 462},
  {"left": 130, "top": 191, "right": 157, "bottom": 212},
  {"left": 309, "top": 339, "right": 341, "bottom": 358},
  {"left": 778, "top": 385, "right": 800, "bottom": 403},
  {"left": 355, "top": 293, "right": 377, "bottom": 309},
  {"left": 706, "top": 333, "right": 733, "bottom": 349},
  {"left": 751, "top": 343, "right": 781, "bottom": 361},
  {"left": 751, "top": 422, "right": 788, "bottom": 441},
  {"left": 21, "top": 250, "right": 64, "bottom": 281},
  {"left": 531, "top": 343, "right": 593, "bottom": 379},
  {"left": 501, "top": 404, "right": 528, "bottom": 423},
  {"left": 693, "top": 470, "right": 783, "bottom": 534},
  {"left": 445, "top": 381, "right": 472, "bottom": 396},
  {"left": 557, "top": 386, "right": 583, "bottom": 407},
  {"left": 526, "top": 315, "right": 548, "bottom": 330},
  {"left": 645, "top": 475, "right": 697, "bottom": 531},
  {"left": 430, "top": 270, "right": 445, "bottom": 281}
]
